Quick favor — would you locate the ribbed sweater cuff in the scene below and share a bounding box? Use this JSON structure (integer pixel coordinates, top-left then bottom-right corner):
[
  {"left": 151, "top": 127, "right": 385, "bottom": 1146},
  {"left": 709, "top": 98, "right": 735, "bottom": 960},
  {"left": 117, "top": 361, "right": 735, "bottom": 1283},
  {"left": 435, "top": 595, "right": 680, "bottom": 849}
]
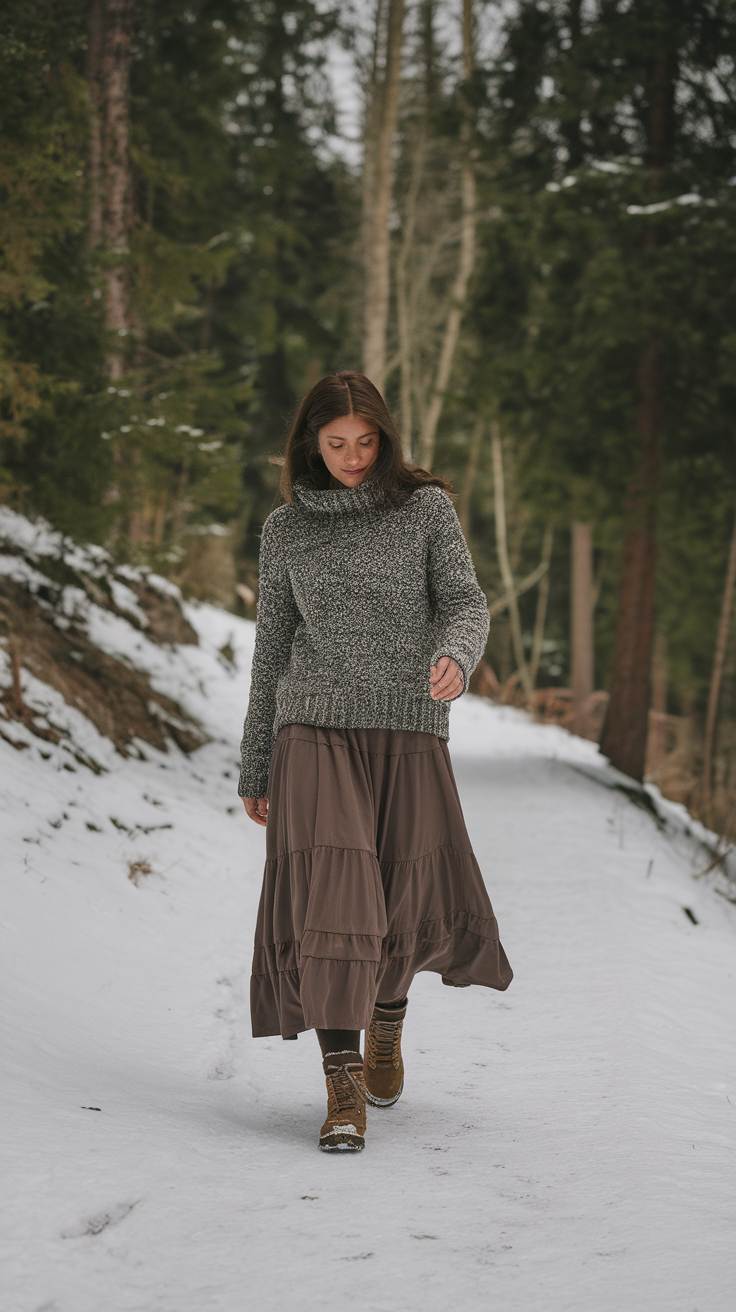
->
[
  {"left": 239, "top": 756, "right": 272, "bottom": 799},
  {"left": 429, "top": 648, "right": 474, "bottom": 694}
]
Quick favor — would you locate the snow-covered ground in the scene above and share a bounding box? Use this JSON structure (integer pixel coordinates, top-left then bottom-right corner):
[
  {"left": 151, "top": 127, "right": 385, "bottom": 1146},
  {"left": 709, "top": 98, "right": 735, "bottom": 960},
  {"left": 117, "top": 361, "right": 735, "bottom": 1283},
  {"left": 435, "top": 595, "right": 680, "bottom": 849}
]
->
[{"left": 2, "top": 600, "right": 736, "bottom": 1312}]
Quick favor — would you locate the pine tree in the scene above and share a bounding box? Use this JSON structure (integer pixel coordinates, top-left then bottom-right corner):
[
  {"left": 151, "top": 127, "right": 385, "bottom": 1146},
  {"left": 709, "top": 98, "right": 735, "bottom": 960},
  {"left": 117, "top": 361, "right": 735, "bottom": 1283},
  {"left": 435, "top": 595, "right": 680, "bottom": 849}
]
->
[
  {"left": 489, "top": 0, "right": 736, "bottom": 778},
  {"left": 0, "top": 1, "right": 357, "bottom": 572}
]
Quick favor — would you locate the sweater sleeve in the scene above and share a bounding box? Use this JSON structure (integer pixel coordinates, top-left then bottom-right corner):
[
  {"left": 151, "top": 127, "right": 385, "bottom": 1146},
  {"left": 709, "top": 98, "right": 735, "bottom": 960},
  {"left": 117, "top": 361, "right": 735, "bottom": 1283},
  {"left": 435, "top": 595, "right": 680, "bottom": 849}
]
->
[
  {"left": 425, "top": 490, "right": 490, "bottom": 694},
  {"left": 238, "top": 511, "right": 301, "bottom": 798}
]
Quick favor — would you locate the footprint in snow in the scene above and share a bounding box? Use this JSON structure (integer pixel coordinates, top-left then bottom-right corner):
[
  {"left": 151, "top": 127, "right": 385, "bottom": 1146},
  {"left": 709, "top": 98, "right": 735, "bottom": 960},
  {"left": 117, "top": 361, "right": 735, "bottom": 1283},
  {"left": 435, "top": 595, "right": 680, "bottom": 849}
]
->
[
  {"left": 205, "top": 970, "right": 247, "bottom": 1080},
  {"left": 61, "top": 1200, "right": 139, "bottom": 1239}
]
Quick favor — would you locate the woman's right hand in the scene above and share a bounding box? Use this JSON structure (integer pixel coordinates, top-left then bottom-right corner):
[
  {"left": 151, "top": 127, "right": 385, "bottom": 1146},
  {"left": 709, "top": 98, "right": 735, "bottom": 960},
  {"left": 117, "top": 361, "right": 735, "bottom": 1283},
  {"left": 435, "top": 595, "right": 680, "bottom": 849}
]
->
[{"left": 242, "top": 797, "right": 268, "bottom": 827}]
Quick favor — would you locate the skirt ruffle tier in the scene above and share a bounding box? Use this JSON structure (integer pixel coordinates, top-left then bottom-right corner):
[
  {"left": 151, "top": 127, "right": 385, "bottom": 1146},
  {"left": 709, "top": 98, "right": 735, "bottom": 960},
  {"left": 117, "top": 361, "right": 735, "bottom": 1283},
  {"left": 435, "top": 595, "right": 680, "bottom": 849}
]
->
[{"left": 250, "top": 724, "right": 512, "bottom": 1038}]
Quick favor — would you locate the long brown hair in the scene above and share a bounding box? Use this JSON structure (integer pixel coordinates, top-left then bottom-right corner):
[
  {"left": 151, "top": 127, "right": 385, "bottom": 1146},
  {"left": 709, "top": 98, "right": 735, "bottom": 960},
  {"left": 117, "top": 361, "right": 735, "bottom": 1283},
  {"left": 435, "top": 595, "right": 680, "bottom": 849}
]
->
[{"left": 279, "top": 371, "right": 451, "bottom": 506}]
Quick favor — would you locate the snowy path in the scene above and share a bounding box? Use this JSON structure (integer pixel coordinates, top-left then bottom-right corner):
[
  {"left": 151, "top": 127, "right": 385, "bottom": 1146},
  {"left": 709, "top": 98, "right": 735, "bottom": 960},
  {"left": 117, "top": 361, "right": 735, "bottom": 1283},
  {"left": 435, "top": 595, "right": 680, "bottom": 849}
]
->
[{"left": 3, "top": 610, "right": 736, "bottom": 1312}]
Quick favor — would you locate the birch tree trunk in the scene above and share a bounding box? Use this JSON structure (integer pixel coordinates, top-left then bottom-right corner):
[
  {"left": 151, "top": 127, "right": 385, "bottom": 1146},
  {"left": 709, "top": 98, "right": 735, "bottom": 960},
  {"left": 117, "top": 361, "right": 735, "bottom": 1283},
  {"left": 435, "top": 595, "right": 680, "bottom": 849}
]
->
[
  {"left": 702, "top": 513, "right": 736, "bottom": 823},
  {"left": 361, "top": 0, "right": 384, "bottom": 283},
  {"left": 396, "top": 135, "right": 425, "bottom": 455},
  {"left": 99, "top": 0, "right": 135, "bottom": 379},
  {"left": 491, "top": 425, "right": 532, "bottom": 698},
  {"left": 571, "top": 522, "right": 594, "bottom": 713},
  {"left": 363, "top": 0, "right": 405, "bottom": 391},
  {"left": 415, "top": 0, "right": 476, "bottom": 470},
  {"left": 529, "top": 527, "right": 554, "bottom": 689},
  {"left": 458, "top": 414, "right": 484, "bottom": 536}
]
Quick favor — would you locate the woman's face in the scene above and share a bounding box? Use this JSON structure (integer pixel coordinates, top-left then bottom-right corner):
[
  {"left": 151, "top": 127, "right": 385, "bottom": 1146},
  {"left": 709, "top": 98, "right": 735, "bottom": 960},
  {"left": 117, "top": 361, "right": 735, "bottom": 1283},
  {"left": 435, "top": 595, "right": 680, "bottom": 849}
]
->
[{"left": 317, "top": 413, "right": 380, "bottom": 487}]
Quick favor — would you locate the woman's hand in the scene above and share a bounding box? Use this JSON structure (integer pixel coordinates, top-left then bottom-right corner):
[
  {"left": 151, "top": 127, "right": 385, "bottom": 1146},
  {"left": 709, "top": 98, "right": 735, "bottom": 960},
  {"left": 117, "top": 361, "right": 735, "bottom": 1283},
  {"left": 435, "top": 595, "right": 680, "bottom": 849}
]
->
[
  {"left": 243, "top": 797, "right": 268, "bottom": 827},
  {"left": 429, "top": 656, "right": 464, "bottom": 701}
]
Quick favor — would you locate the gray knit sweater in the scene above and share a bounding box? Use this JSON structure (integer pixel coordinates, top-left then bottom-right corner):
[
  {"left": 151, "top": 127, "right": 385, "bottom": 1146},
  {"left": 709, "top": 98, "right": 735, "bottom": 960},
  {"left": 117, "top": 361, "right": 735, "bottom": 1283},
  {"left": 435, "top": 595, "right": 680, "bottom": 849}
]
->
[{"left": 238, "top": 480, "right": 489, "bottom": 798}]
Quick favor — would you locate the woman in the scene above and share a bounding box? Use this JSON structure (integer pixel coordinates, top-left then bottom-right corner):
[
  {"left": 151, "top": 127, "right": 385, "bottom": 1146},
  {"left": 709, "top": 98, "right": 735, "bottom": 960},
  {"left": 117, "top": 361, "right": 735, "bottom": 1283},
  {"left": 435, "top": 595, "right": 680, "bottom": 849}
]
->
[{"left": 239, "top": 371, "right": 512, "bottom": 1153}]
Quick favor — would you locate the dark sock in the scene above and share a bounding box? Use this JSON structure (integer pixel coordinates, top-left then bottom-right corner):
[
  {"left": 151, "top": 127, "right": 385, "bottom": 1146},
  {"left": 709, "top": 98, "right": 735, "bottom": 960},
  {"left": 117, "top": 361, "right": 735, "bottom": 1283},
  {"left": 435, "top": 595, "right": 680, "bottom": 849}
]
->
[
  {"left": 316, "top": 1028, "right": 361, "bottom": 1059},
  {"left": 375, "top": 996, "right": 408, "bottom": 1010}
]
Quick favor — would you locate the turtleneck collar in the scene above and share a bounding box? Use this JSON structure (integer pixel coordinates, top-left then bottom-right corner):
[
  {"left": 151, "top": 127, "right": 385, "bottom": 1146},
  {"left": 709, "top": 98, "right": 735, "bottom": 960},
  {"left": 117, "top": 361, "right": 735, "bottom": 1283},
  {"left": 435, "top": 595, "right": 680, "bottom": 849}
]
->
[{"left": 291, "top": 478, "right": 386, "bottom": 517}]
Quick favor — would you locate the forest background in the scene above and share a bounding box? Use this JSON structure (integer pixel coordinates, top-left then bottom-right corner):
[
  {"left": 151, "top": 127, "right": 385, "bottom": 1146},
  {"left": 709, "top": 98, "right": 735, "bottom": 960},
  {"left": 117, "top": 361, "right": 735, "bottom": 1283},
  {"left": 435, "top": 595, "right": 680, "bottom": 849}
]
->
[{"left": 1, "top": 0, "right": 736, "bottom": 837}]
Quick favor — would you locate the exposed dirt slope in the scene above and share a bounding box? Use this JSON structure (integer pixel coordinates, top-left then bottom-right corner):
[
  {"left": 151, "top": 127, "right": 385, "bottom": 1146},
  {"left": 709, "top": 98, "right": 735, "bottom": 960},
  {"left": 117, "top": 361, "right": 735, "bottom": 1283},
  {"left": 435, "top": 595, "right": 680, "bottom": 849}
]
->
[{"left": 0, "top": 509, "right": 206, "bottom": 765}]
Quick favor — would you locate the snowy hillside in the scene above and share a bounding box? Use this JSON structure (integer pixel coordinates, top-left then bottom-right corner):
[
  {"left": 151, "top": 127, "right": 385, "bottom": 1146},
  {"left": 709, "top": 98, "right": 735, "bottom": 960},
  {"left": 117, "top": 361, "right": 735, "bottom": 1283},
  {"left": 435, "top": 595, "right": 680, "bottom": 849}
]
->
[{"left": 2, "top": 512, "right": 736, "bottom": 1312}]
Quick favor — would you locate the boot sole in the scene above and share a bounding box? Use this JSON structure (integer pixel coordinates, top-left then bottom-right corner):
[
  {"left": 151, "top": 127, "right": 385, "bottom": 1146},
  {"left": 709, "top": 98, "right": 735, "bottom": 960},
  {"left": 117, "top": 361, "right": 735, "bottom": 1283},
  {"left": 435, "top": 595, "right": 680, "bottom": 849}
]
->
[
  {"left": 364, "top": 1078, "right": 404, "bottom": 1108},
  {"left": 319, "top": 1132, "right": 365, "bottom": 1152}
]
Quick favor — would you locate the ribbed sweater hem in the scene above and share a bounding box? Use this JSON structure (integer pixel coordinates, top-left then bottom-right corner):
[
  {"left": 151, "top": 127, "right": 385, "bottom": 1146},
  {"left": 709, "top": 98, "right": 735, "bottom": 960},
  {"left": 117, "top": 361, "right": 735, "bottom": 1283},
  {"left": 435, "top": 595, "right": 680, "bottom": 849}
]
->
[
  {"left": 238, "top": 686, "right": 450, "bottom": 798},
  {"left": 276, "top": 684, "right": 450, "bottom": 738}
]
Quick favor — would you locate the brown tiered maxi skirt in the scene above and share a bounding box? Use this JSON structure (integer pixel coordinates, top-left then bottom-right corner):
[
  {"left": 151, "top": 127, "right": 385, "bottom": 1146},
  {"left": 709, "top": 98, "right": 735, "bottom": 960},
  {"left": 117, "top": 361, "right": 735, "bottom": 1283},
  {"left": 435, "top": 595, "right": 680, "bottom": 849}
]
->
[{"left": 250, "top": 724, "right": 513, "bottom": 1038}]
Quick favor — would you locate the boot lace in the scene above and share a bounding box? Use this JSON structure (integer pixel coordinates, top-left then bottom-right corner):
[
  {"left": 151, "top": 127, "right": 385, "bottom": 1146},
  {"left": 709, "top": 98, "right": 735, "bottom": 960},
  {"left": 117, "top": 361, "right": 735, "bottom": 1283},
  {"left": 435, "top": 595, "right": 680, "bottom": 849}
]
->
[
  {"left": 326, "top": 1062, "right": 365, "bottom": 1117},
  {"left": 366, "top": 1017, "right": 403, "bottom": 1070}
]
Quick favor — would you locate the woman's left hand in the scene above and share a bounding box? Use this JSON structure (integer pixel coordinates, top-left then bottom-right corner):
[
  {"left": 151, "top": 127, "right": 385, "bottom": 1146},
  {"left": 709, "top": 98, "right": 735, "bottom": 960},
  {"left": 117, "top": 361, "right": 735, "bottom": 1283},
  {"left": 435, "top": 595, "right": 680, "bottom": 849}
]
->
[{"left": 429, "top": 656, "right": 463, "bottom": 701}]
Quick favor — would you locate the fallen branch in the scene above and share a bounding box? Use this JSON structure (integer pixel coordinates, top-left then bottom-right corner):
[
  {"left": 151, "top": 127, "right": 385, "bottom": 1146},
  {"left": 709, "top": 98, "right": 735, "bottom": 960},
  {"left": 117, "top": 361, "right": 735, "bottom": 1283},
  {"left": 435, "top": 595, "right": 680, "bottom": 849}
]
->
[{"left": 693, "top": 844, "right": 734, "bottom": 880}]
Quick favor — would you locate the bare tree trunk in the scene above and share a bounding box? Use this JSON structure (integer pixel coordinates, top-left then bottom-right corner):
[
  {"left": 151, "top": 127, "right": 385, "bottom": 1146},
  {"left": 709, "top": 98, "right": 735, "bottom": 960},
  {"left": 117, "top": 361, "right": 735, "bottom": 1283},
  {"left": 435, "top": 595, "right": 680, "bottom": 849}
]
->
[
  {"left": 86, "top": 0, "right": 105, "bottom": 252},
  {"left": 415, "top": 162, "right": 476, "bottom": 467},
  {"left": 396, "top": 134, "right": 426, "bottom": 456},
  {"left": 650, "top": 631, "right": 667, "bottom": 716},
  {"left": 171, "top": 456, "right": 190, "bottom": 549},
  {"left": 600, "top": 50, "right": 670, "bottom": 781},
  {"left": 702, "top": 512, "right": 736, "bottom": 824},
  {"left": 529, "top": 527, "right": 554, "bottom": 688},
  {"left": 361, "top": 0, "right": 384, "bottom": 281},
  {"left": 646, "top": 629, "right": 668, "bottom": 774},
  {"left": 491, "top": 425, "right": 531, "bottom": 698},
  {"left": 571, "top": 522, "right": 594, "bottom": 713},
  {"left": 101, "top": 0, "right": 135, "bottom": 379},
  {"left": 363, "top": 0, "right": 405, "bottom": 390},
  {"left": 458, "top": 414, "right": 484, "bottom": 536},
  {"left": 152, "top": 490, "right": 168, "bottom": 548},
  {"left": 415, "top": 0, "right": 477, "bottom": 469},
  {"left": 599, "top": 335, "right": 661, "bottom": 781},
  {"left": 201, "top": 280, "right": 215, "bottom": 351}
]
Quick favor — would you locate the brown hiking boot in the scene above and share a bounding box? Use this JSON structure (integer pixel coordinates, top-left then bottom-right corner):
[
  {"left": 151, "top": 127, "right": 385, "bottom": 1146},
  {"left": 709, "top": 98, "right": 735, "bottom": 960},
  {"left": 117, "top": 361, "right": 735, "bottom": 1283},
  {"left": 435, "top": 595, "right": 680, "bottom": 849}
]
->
[
  {"left": 319, "top": 1051, "right": 367, "bottom": 1152},
  {"left": 364, "top": 999, "right": 407, "bottom": 1107}
]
